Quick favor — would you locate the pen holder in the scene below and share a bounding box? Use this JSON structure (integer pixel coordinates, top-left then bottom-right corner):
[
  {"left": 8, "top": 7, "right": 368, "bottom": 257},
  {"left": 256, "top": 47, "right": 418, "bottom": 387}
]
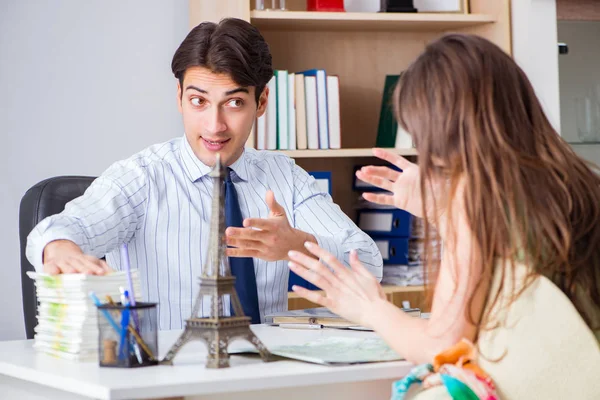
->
[{"left": 96, "top": 302, "right": 159, "bottom": 368}]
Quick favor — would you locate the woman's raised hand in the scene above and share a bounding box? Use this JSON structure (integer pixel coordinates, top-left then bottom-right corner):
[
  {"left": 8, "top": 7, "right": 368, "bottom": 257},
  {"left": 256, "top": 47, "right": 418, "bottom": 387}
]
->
[{"left": 356, "top": 148, "right": 445, "bottom": 222}]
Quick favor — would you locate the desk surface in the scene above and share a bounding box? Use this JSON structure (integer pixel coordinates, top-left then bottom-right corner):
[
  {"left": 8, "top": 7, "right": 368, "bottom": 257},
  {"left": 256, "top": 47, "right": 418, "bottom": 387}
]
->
[{"left": 0, "top": 325, "right": 412, "bottom": 400}]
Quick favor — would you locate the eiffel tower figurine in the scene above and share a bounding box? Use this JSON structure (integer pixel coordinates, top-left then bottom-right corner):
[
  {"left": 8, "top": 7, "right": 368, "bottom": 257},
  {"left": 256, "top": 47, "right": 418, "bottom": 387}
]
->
[{"left": 161, "top": 154, "right": 271, "bottom": 368}]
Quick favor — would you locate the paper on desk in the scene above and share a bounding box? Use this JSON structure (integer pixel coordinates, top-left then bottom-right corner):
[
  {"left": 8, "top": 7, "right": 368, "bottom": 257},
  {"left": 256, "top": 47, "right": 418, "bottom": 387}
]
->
[{"left": 231, "top": 336, "right": 403, "bottom": 365}]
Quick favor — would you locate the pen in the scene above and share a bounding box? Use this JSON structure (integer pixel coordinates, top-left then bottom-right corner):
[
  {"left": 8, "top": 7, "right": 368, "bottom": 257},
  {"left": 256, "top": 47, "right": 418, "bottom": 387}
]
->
[
  {"left": 121, "top": 243, "right": 140, "bottom": 330},
  {"left": 89, "top": 292, "right": 120, "bottom": 333},
  {"left": 120, "top": 292, "right": 143, "bottom": 364},
  {"left": 279, "top": 323, "right": 323, "bottom": 330},
  {"left": 106, "top": 295, "right": 155, "bottom": 361},
  {"left": 118, "top": 291, "right": 131, "bottom": 361}
]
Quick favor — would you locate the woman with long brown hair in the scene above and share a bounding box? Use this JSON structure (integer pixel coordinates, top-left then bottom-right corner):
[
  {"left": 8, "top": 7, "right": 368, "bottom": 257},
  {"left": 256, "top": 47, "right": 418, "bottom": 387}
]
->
[{"left": 287, "top": 33, "right": 600, "bottom": 398}]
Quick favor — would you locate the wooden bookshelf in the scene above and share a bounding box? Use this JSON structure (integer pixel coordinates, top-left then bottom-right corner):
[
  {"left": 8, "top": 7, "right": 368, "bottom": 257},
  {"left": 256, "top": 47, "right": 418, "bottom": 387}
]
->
[
  {"left": 188, "top": 0, "right": 511, "bottom": 302},
  {"left": 288, "top": 285, "right": 428, "bottom": 312},
  {"left": 276, "top": 147, "right": 417, "bottom": 158},
  {"left": 250, "top": 10, "right": 496, "bottom": 31}
]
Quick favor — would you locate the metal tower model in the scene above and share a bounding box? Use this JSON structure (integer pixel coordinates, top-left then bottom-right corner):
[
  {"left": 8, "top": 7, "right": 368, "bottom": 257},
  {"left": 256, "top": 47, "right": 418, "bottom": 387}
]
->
[{"left": 161, "top": 154, "right": 271, "bottom": 368}]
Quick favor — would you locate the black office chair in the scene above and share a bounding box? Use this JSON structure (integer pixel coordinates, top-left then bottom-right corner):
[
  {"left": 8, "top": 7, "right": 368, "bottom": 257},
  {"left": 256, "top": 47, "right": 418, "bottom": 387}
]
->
[{"left": 18, "top": 176, "right": 96, "bottom": 339}]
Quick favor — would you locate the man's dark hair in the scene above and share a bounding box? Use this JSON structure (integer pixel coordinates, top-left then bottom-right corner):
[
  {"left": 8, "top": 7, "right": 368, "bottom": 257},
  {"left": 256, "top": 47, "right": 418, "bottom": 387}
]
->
[{"left": 171, "top": 18, "right": 273, "bottom": 104}]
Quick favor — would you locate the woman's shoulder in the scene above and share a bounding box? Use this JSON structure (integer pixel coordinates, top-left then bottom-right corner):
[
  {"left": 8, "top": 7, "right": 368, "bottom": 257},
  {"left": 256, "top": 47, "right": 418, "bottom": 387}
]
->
[{"left": 477, "top": 259, "right": 600, "bottom": 399}]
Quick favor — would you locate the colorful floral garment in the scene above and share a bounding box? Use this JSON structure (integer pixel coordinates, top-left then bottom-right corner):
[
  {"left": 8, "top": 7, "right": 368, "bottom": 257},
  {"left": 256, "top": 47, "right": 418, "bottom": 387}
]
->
[{"left": 391, "top": 339, "right": 498, "bottom": 400}]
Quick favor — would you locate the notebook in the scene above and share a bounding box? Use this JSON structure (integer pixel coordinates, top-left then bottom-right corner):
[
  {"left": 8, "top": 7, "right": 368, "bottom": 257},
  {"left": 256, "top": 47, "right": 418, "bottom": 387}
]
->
[{"left": 265, "top": 306, "right": 420, "bottom": 330}]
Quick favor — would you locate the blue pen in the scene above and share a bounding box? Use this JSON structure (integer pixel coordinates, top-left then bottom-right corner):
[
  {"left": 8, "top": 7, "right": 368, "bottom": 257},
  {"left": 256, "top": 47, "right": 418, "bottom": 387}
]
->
[
  {"left": 121, "top": 243, "right": 140, "bottom": 330},
  {"left": 121, "top": 289, "right": 143, "bottom": 364},
  {"left": 89, "top": 292, "right": 120, "bottom": 333},
  {"left": 118, "top": 290, "right": 131, "bottom": 361}
]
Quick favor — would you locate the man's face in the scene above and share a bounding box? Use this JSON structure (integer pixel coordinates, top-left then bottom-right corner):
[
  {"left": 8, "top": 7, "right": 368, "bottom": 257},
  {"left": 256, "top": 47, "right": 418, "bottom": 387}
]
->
[{"left": 177, "top": 66, "right": 267, "bottom": 167}]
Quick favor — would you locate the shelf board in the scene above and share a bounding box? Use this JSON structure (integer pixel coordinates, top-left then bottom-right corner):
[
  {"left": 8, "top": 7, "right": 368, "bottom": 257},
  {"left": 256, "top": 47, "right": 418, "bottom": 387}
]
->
[
  {"left": 382, "top": 285, "right": 425, "bottom": 294},
  {"left": 274, "top": 148, "right": 417, "bottom": 158},
  {"left": 251, "top": 10, "right": 496, "bottom": 31},
  {"left": 288, "top": 285, "right": 424, "bottom": 298}
]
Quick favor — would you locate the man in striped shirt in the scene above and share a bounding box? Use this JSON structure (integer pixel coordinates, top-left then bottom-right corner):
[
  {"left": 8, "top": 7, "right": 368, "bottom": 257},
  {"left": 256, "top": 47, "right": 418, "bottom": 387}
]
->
[{"left": 26, "top": 18, "right": 383, "bottom": 329}]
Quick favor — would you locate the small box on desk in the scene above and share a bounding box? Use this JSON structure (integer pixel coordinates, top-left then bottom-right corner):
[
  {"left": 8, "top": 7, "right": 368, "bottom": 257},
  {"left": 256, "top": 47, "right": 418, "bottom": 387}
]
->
[{"left": 97, "top": 302, "right": 158, "bottom": 368}]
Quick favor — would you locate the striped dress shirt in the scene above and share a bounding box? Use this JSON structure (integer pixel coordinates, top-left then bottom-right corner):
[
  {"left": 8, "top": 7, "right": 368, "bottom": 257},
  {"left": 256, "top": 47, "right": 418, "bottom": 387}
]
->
[{"left": 26, "top": 135, "right": 383, "bottom": 329}]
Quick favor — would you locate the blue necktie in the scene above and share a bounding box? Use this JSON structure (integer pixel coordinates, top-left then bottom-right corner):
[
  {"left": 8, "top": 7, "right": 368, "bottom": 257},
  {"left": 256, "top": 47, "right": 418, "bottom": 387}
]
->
[{"left": 224, "top": 168, "right": 261, "bottom": 324}]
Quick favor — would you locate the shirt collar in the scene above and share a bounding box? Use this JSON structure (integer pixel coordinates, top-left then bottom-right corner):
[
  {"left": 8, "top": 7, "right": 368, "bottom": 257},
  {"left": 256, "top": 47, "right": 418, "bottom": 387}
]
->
[
  {"left": 180, "top": 135, "right": 249, "bottom": 182},
  {"left": 228, "top": 149, "right": 249, "bottom": 182}
]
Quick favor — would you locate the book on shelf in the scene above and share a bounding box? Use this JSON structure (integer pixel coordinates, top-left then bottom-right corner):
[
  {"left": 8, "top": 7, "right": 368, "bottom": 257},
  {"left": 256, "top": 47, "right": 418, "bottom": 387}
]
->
[
  {"left": 294, "top": 73, "right": 308, "bottom": 149},
  {"left": 265, "top": 306, "right": 421, "bottom": 330},
  {"left": 266, "top": 75, "right": 278, "bottom": 150},
  {"left": 376, "top": 74, "right": 400, "bottom": 148},
  {"left": 287, "top": 72, "right": 297, "bottom": 150},
  {"left": 275, "top": 70, "right": 289, "bottom": 150},
  {"left": 303, "top": 74, "right": 320, "bottom": 149},
  {"left": 326, "top": 75, "right": 341, "bottom": 149},
  {"left": 301, "top": 69, "right": 329, "bottom": 149},
  {"left": 375, "top": 74, "right": 414, "bottom": 150}
]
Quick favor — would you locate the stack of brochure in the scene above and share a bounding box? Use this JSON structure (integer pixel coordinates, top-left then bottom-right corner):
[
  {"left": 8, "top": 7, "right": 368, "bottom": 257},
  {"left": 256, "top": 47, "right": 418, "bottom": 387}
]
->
[{"left": 26, "top": 271, "right": 141, "bottom": 362}]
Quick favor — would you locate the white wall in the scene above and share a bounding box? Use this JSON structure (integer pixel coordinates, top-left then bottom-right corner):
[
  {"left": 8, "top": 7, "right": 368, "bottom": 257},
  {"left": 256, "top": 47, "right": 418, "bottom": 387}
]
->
[
  {"left": 511, "top": 0, "right": 561, "bottom": 133},
  {"left": 557, "top": 21, "right": 600, "bottom": 164},
  {"left": 511, "top": 1, "right": 600, "bottom": 165},
  {"left": 0, "top": 0, "right": 189, "bottom": 341}
]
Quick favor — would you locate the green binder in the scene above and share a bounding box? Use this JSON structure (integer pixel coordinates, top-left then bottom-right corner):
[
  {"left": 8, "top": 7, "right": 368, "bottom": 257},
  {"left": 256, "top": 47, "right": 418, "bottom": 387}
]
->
[{"left": 375, "top": 75, "right": 400, "bottom": 148}]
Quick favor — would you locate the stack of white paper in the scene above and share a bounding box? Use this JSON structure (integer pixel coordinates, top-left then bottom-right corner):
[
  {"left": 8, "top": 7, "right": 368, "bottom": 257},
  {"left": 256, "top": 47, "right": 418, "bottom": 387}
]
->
[
  {"left": 26, "top": 271, "right": 142, "bottom": 362},
  {"left": 381, "top": 264, "right": 425, "bottom": 286}
]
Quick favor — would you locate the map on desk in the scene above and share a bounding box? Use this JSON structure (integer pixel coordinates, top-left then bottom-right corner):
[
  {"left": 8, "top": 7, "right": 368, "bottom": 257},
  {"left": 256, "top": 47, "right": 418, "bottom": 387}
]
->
[{"left": 231, "top": 336, "right": 404, "bottom": 365}]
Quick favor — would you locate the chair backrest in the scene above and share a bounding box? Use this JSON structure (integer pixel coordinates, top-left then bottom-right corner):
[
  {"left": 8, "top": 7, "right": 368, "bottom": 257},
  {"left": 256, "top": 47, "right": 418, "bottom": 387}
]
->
[
  {"left": 18, "top": 176, "right": 96, "bottom": 339},
  {"left": 477, "top": 262, "right": 600, "bottom": 399}
]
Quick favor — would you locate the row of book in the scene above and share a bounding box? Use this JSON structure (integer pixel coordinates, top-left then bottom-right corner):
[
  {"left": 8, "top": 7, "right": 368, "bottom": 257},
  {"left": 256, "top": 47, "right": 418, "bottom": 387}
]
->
[
  {"left": 256, "top": 69, "right": 341, "bottom": 151},
  {"left": 254, "top": 73, "right": 414, "bottom": 152}
]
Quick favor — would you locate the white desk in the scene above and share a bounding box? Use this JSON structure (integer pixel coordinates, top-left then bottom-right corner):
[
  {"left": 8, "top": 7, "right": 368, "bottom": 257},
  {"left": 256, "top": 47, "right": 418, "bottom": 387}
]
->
[{"left": 0, "top": 325, "right": 412, "bottom": 400}]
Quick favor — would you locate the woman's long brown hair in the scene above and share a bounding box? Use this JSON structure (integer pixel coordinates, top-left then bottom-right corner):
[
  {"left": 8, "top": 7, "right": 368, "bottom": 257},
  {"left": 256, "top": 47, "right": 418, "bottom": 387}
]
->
[{"left": 395, "top": 33, "right": 600, "bottom": 335}]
